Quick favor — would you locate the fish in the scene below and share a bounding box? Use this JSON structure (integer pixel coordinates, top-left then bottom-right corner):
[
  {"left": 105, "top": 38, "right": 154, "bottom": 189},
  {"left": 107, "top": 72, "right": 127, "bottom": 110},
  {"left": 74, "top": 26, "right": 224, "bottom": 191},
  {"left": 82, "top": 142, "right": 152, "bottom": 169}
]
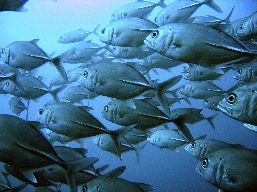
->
[
  {"left": 217, "top": 82, "right": 257, "bottom": 126},
  {"left": 0, "top": 0, "right": 28, "bottom": 12},
  {"left": 184, "top": 138, "right": 245, "bottom": 160},
  {"left": 196, "top": 147, "right": 257, "bottom": 192},
  {"left": 0, "top": 114, "right": 82, "bottom": 191},
  {"left": 102, "top": 99, "right": 194, "bottom": 142},
  {"left": 234, "top": 63, "right": 257, "bottom": 83},
  {"left": 9, "top": 96, "right": 27, "bottom": 116},
  {"left": 154, "top": 0, "right": 222, "bottom": 26},
  {"left": 35, "top": 102, "right": 131, "bottom": 158},
  {"left": 177, "top": 81, "right": 225, "bottom": 100},
  {"left": 57, "top": 25, "right": 100, "bottom": 44},
  {"left": 79, "top": 62, "right": 181, "bottom": 114},
  {"left": 236, "top": 11, "right": 257, "bottom": 40},
  {"left": 110, "top": 0, "right": 166, "bottom": 21},
  {"left": 147, "top": 128, "right": 189, "bottom": 150},
  {"left": 1, "top": 39, "right": 67, "bottom": 80},
  {"left": 57, "top": 41, "right": 106, "bottom": 64},
  {"left": 62, "top": 85, "right": 98, "bottom": 104},
  {"left": 0, "top": 63, "right": 18, "bottom": 78},
  {"left": 80, "top": 175, "right": 154, "bottom": 192},
  {"left": 144, "top": 23, "right": 257, "bottom": 66},
  {"left": 93, "top": 127, "right": 147, "bottom": 158},
  {"left": 107, "top": 45, "right": 154, "bottom": 59},
  {"left": 99, "top": 17, "right": 158, "bottom": 47},
  {"left": 181, "top": 64, "right": 224, "bottom": 81}
]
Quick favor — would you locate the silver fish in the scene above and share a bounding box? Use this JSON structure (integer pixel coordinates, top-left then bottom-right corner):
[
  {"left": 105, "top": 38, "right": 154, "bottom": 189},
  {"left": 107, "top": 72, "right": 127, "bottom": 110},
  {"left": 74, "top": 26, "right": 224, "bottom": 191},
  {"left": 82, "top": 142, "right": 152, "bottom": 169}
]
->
[
  {"left": 177, "top": 81, "right": 224, "bottom": 100},
  {"left": 196, "top": 147, "right": 257, "bottom": 192},
  {"left": 1, "top": 39, "right": 67, "bottom": 80},
  {"left": 184, "top": 139, "right": 244, "bottom": 160},
  {"left": 99, "top": 17, "right": 158, "bottom": 47},
  {"left": 111, "top": 0, "right": 166, "bottom": 21},
  {"left": 147, "top": 128, "right": 189, "bottom": 150},
  {"left": 237, "top": 11, "right": 257, "bottom": 40},
  {"left": 57, "top": 25, "right": 99, "bottom": 44},
  {"left": 234, "top": 63, "right": 257, "bottom": 83},
  {"left": 217, "top": 82, "right": 257, "bottom": 126},
  {"left": 144, "top": 23, "right": 256, "bottom": 66},
  {"left": 80, "top": 175, "right": 154, "bottom": 192},
  {"left": 9, "top": 96, "right": 27, "bottom": 116},
  {"left": 154, "top": 0, "right": 222, "bottom": 26},
  {"left": 181, "top": 64, "right": 224, "bottom": 81}
]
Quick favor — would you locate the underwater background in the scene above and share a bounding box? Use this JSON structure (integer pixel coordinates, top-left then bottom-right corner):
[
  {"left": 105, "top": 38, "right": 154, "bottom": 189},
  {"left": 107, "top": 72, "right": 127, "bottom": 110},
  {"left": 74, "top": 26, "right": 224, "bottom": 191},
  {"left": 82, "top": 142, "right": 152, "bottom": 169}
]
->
[{"left": 1, "top": 0, "right": 257, "bottom": 191}]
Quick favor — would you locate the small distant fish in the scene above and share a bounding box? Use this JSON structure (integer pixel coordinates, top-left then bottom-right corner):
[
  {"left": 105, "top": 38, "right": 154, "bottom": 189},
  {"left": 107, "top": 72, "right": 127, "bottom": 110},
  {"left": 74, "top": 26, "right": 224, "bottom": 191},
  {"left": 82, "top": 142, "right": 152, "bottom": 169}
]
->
[
  {"left": 9, "top": 96, "right": 27, "bottom": 116},
  {"left": 100, "top": 17, "right": 158, "bottom": 47},
  {"left": 147, "top": 128, "right": 189, "bottom": 150},
  {"left": 154, "top": 0, "right": 222, "bottom": 26},
  {"left": 237, "top": 11, "right": 257, "bottom": 40},
  {"left": 177, "top": 81, "right": 224, "bottom": 100},
  {"left": 196, "top": 147, "right": 257, "bottom": 192},
  {"left": 217, "top": 82, "right": 257, "bottom": 126},
  {"left": 111, "top": 0, "right": 166, "bottom": 21},
  {"left": 181, "top": 64, "right": 224, "bottom": 81},
  {"left": 144, "top": 23, "right": 256, "bottom": 66},
  {"left": 57, "top": 25, "right": 100, "bottom": 44},
  {"left": 0, "top": 0, "right": 28, "bottom": 12}
]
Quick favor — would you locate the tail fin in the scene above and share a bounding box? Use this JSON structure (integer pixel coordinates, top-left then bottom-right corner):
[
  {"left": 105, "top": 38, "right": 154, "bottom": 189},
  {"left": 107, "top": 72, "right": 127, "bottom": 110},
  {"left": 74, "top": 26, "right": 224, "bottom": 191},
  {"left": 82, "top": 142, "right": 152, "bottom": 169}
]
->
[
  {"left": 48, "top": 85, "right": 67, "bottom": 102},
  {"left": 156, "top": 75, "right": 182, "bottom": 116},
  {"left": 51, "top": 56, "right": 68, "bottom": 81},
  {"left": 105, "top": 166, "right": 126, "bottom": 178},
  {"left": 224, "top": 6, "right": 235, "bottom": 23},
  {"left": 204, "top": 0, "right": 223, "bottom": 13},
  {"left": 206, "top": 113, "right": 218, "bottom": 130},
  {"left": 91, "top": 24, "right": 100, "bottom": 37},
  {"left": 174, "top": 119, "right": 194, "bottom": 142},
  {"left": 156, "top": 0, "right": 167, "bottom": 8}
]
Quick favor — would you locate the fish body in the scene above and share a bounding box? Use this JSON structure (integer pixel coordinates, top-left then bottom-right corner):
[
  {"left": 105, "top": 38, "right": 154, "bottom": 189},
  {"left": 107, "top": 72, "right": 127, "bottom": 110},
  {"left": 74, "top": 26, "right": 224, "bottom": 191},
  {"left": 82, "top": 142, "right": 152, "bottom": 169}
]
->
[
  {"left": 182, "top": 64, "right": 224, "bottom": 81},
  {"left": 100, "top": 17, "right": 158, "bottom": 47},
  {"left": 217, "top": 82, "right": 257, "bottom": 125},
  {"left": 81, "top": 176, "right": 153, "bottom": 192},
  {"left": 9, "top": 96, "right": 27, "bottom": 116},
  {"left": 111, "top": 0, "right": 166, "bottom": 21},
  {"left": 144, "top": 23, "right": 256, "bottom": 66},
  {"left": 1, "top": 39, "right": 51, "bottom": 70},
  {"left": 36, "top": 102, "right": 108, "bottom": 139},
  {"left": 147, "top": 128, "right": 188, "bottom": 150},
  {"left": 154, "top": 0, "right": 222, "bottom": 26},
  {"left": 184, "top": 139, "right": 244, "bottom": 160},
  {"left": 196, "top": 147, "right": 257, "bottom": 192},
  {"left": 178, "top": 81, "right": 224, "bottom": 100}
]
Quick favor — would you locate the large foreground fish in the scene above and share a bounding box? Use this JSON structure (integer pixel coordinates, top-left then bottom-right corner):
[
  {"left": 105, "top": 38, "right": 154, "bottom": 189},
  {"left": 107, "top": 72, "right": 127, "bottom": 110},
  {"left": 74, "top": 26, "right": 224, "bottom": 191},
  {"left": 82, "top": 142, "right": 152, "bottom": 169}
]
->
[{"left": 144, "top": 23, "right": 257, "bottom": 66}]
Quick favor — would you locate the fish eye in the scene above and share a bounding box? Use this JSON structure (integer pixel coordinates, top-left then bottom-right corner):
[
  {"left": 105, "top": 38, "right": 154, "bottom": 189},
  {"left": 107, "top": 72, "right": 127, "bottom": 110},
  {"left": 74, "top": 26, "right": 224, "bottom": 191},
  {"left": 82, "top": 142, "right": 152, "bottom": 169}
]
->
[
  {"left": 226, "top": 93, "right": 237, "bottom": 104},
  {"left": 239, "top": 24, "right": 243, "bottom": 30},
  {"left": 5, "top": 81, "right": 9, "bottom": 86},
  {"left": 191, "top": 142, "right": 196, "bottom": 148},
  {"left": 113, "top": 47, "right": 116, "bottom": 51},
  {"left": 104, "top": 105, "right": 108, "bottom": 112},
  {"left": 238, "top": 69, "right": 242, "bottom": 74},
  {"left": 82, "top": 185, "right": 87, "bottom": 192},
  {"left": 202, "top": 158, "right": 208, "bottom": 168},
  {"left": 1, "top": 49, "right": 4, "bottom": 54},
  {"left": 96, "top": 186, "right": 100, "bottom": 191},
  {"left": 151, "top": 30, "right": 159, "bottom": 38},
  {"left": 83, "top": 71, "right": 88, "bottom": 78},
  {"left": 38, "top": 109, "right": 44, "bottom": 115},
  {"left": 101, "top": 28, "right": 105, "bottom": 34}
]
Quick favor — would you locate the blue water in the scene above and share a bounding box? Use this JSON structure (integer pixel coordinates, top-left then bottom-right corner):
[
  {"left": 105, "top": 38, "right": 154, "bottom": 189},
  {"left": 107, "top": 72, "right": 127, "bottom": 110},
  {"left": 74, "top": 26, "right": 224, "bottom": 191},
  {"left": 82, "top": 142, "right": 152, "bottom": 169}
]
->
[{"left": 1, "top": 0, "right": 257, "bottom": 191}]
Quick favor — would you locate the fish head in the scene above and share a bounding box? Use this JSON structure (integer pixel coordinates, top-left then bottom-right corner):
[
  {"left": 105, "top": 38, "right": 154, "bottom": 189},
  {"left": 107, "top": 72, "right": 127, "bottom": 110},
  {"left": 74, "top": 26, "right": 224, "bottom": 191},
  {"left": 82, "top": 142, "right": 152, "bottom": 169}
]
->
[
  {"left": 102, "top": 101, "right": 116, "bottom": 122},
  {"left": 79, "top": 177, "right": 105, "bottom": 192},
  {"left": 110, "top": 45, "right": 122, "bottom": 57},
  {"left": 0, "top": 80, "right": 22, "bottom": 96},
  {"left": 184, "top": 139, "right": 208, "bottom": 160},
  {"left": 181, "top": 65, "right": 191, "bottom": 79},
  {"left": 177, "top": 84, "right": 192, "bottom": 96},
  {"left": 217, "top": 91, "right": 247, "bottom": 119},
  {"left": 234, "top": 67, "right": 252, "bottom": 82},
  {"left": 236, "top": 19, "right": 253, "bottom": 38},
  {"left": 196, "top": 156, "right": 225, "bottom": 187},
  {"left": 35, "top": 106, "right": 53, "bottom": 125},
  {"left": 144, "top": 28, "right": 172, "bottom": 55},
  {"left": 0, "top": 47, "right": 10, "bottom": 64},
  {"left": 92, "top": 134, "right": 118, "bottom": 155},
  {"left": 99, "top": 25, "right": 114, "bottom": 45},
  {"left": 110, "top": 10, "right": 123, "bottom": 21},
  {"left": 147, "top": 131, "right": 161, "bottom": 146},
  {"left": 79, "top": 68, "right": 98, "bottom": 91},
  {"left": 154, "top": 13, "right": 166, "bottom": 26}
]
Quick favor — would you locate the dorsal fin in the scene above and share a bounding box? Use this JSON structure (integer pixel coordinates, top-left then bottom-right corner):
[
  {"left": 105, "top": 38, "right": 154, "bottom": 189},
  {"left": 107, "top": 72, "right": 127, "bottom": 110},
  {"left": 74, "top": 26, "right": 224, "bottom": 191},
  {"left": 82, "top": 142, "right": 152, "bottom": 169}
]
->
[{"left": 30, "top": 38, "right": 40, "bottom": 44}]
